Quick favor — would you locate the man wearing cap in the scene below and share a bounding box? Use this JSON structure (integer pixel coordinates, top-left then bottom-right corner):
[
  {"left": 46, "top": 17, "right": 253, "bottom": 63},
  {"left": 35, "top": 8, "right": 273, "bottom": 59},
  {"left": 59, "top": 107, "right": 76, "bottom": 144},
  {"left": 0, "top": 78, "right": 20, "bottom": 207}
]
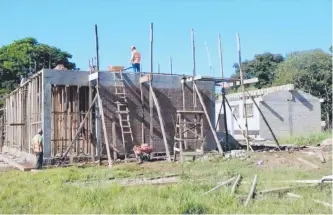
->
[
  {"left": 130, "top": 46, "right": 141, "bottom": 72},
  {"left": 31, "top": 129, "right": 44, "bottom": 169}
]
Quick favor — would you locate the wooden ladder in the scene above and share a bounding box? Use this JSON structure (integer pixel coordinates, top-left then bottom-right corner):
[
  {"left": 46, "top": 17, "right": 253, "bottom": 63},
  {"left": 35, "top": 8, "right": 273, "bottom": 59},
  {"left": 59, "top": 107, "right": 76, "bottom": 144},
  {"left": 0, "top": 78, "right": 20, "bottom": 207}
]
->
[{"left": 113, "top": 71, "right": 134, "bottom": 161}]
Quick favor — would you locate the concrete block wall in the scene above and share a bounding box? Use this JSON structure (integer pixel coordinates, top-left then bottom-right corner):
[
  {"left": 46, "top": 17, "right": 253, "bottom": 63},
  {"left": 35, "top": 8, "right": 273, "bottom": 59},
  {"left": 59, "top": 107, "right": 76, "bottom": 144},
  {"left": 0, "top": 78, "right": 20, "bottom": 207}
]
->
[
  {"left": 98, "top": 72, "right": 216, "bottom": 156},
  {"left": 259, "top": 90, "right": 321, "bottom": 140}
]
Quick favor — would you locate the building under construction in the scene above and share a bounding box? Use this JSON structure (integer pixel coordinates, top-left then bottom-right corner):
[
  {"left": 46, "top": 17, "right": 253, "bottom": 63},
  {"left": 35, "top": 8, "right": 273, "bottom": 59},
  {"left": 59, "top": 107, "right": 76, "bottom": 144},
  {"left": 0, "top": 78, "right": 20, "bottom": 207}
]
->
[
  {"left": 0, "top": 24, "right": 261, "bottom": 167},
  {"left": 0, "top": 68, "right": 235, "bottom": 165}
]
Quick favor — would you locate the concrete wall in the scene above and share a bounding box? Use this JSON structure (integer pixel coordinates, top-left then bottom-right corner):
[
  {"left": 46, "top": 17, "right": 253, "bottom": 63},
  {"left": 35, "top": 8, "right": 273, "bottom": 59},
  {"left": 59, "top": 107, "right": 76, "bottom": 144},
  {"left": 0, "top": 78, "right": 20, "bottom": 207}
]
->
[
  {"left": 4, "top": 69, "right": 217, "bottom": 160},
  {"left": 259, "top": 90, "right": 321, "bottom": 140},
  {"left": 98, "top": 72, "right": 216, "bottom": 155}
]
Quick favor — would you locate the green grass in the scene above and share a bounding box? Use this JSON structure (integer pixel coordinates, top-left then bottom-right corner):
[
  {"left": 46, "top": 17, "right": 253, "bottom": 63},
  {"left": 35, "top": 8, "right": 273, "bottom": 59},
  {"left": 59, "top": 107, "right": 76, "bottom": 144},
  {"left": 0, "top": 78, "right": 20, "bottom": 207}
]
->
[
  {"left": 0, "top": 158, "right": 331, "bottom": 214},
  {"left": 278, "top": 131, "right": 332, "bottom": 146}
]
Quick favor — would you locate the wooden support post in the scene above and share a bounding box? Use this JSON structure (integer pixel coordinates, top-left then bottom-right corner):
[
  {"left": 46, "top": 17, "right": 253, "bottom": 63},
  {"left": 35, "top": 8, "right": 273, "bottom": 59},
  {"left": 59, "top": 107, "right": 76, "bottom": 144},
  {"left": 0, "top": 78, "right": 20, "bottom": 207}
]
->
[
  {"left": 149, "top": 22, "right": 154, "bottom": 147},
  {"left": 150, "top": 86, "right": 171, "bottom": 162},
  {"left": 191, "top": 28, "right": 197, "bottom": 109},
  {"left": 169, "top": 56, "right": 173, "bottom": 74},
  {"left": 225, "top": 97, "right": 249, "bottom": 141},
  {"left": 246, "top": 90, "right": 281, "bottom": 150},
  {"left": 236, "top": 33, "right": 251, "bottom": 151},
  {"left": 218, "top": 34, "right": 229, "bottom": 144},
  {"left": 193, "top": 83, "right": 223, "bottom": 155},
  {"left": 76, "top": 86, "right": 81, "bottom": 156},
  {"left": 182, "top": 78, "right": 188, "bottom": 150},
  {"left": 140, "top": 76, "right": 145, "bottom": 146},
  {"left": 95, "top": 24, "right": 101, "bottom": 165},
  {"left": 96, "top": 92, "right": 113, "bottom": 168}
]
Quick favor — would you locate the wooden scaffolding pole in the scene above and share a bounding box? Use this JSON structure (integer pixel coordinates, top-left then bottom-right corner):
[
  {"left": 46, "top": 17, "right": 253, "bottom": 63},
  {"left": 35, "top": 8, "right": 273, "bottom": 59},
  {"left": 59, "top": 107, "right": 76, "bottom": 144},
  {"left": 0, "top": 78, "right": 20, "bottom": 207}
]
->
[
  {"left": 246, "top": 90, "right": 281, "bottom": 150},
  {"left": 149, "top": 22, "right": 154, "bottom": 147},
  {"left": 150, "top": 85, "right": 171, "bottom": 161},
  {"left": 193, "top": 83, "right": 223, "bottom": 155},
  {"left": 96, "top": 89, "right": 113, "bottom": 167},
  {"left": 236, "top": 33, "right": 251, "bottom": 151},
  {"left": 218, "top": 34, "right": 229, "bottom": 144}
]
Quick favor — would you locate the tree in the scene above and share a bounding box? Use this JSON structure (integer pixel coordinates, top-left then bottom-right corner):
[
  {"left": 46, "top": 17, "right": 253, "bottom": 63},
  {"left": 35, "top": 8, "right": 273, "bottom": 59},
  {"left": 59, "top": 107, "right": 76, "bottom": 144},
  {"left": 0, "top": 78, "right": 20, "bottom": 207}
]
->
[
  {"left": 0, "top": 37, "right": 76, "bottom": 107},
  {"left": 274, "top": 49, "right": 332, "bottom": 128},
  {"left": 0, "top": 37, "right": 75, "bottom": 90},
  {"left": 231, "top": 53, "right": 284, "bottom": 89}
]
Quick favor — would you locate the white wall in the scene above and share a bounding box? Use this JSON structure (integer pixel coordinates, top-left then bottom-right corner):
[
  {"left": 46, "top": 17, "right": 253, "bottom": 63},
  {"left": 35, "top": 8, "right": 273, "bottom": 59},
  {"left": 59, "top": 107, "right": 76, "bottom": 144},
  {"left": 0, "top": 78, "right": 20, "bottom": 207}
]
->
[{"left": 215, "top": 97, "right": 262, "bottom": 135}]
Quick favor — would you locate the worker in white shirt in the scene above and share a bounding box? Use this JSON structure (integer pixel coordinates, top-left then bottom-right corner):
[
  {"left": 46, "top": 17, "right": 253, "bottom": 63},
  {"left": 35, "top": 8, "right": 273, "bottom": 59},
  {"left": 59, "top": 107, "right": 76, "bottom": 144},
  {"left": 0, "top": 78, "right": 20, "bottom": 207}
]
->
[{"left": 130, "top": 46, "right": 141, "bottom": 72}]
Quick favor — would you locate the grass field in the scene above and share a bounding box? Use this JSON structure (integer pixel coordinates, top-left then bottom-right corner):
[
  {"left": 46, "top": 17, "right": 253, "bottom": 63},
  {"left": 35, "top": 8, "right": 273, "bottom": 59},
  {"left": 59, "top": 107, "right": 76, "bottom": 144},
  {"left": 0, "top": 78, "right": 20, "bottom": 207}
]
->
[
  {"left": 0, "top": 150, "right": 332, "bottom": 214},
  {"left": 278, "top": 131, "right": 332, "bottom": 146}
]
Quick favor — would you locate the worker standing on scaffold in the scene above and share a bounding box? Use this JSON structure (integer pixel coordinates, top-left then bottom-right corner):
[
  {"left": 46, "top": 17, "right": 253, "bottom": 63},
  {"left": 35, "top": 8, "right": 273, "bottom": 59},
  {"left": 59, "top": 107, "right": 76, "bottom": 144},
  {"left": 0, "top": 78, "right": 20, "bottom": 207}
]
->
[{"left": 130, "top": 46, "right": 141, "bottom": 72}]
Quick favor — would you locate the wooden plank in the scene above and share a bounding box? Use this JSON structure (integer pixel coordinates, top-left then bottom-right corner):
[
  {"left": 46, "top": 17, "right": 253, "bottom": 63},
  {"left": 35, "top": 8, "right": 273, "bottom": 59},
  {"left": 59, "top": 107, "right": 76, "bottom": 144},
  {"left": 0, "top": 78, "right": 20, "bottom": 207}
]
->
[
  {"left": 204, "top": 176, "right": 236, "bottom": 195},
  {"left": 193, "top": 83, "right": 223, "bottom": 155},
  {"left": 0, "top": 154, "right": 34, "bottom": 171},
  {"left": 244, "top": 174, "right": 258, "bottom": 206},
  {"left": 9, "top": 123, "right": 25, "bottom": 126},
  {"left": 58, "top": 94, "right": 100, "bottom": 165},
  {"left": 140, "top": 74, "right": 152, "bottom": 83},
  {"left": 150, "top": 85, "right": 171, "bottom": 162}
]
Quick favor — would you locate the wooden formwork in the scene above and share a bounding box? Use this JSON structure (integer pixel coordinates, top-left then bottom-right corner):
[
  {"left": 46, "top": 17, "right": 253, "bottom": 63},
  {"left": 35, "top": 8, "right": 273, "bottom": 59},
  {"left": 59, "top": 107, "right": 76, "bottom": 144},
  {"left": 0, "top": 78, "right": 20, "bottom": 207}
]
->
[
  {"left": 2, "top": 73, "right": 94, "bottom": 159},
  {"left": 51, "top": 85, "right": 93, "bottom": 157},
  {"left": 4, "top": 74, "right": 42, "bottom": 154}
]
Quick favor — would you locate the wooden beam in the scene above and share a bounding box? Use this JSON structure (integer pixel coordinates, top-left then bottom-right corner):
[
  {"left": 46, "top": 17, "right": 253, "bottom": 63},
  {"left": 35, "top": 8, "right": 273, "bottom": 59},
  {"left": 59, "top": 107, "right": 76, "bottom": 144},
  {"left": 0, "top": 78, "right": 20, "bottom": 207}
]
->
[
  {"left": 193, "top": 83, "right": 223, "bottom": 155},
  {"left": 150, "top": 85, "right": 171, "bottom": 162},
  {"left": 9, "top": 123, "right": 25, "bottom": 126},
  {"left": 244, "top": 174, "right": 258, "bottom": 206},
  {"left": 97, "top": 92, "right": 113, "bottom": 167},
  {"left": 247, "top": 90, "right": 281, "bottom": 150},
  {"left": 139, "top": 74, "right": 152, "bottom": 83}
]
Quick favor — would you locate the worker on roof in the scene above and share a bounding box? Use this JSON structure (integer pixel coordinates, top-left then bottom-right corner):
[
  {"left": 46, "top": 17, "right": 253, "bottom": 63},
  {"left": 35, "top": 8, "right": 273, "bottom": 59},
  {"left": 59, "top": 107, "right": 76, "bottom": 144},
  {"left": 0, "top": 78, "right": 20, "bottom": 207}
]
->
[
  {"left": 31, "top": 128, "right": 43, "bottom": 170},
  {"left": 130, "top": 46, "right": 141, "bottom": 72}
]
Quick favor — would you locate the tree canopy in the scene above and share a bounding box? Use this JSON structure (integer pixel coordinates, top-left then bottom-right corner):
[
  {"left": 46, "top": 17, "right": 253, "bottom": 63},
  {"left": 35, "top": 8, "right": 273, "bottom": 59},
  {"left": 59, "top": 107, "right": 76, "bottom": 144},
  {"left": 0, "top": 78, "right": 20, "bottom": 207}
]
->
[
  {"left": 0, "top": 37, "right": 75, "bottom": 91},
  {"left": 232, "top": 53, "right": 284, "bottom": 89},
  {"left": 0, "top": 38, "right": 76, "bottom": 106}
]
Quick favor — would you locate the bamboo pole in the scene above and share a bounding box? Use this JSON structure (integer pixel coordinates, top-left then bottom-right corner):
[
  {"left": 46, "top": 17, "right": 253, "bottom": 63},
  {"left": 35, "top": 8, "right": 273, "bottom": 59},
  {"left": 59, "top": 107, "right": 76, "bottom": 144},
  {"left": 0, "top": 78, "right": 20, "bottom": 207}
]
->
[
  {"left": 150, "top": 85, "right": 171, "bottom": 161},
  {"left": 149, "top": 22, "right": 154, "bottom": 147},
  {"left": 169, "top": 56, "right": 173, "bottom": 74},
  {"left": 236, "top": 33, "right": 250, "bottom": 151},
  {"left": 193, "top": 83, "right": 223, "bottom": 155},
  {"left": 96, "top": 92, "right": 113, "bottom": 168},
  {"left": 246, "top": 90, "right": 281, "bottom": 150},
  {"left": 218, "top": 34, "right": 229, "bottom": 144},
  {"left": 244, "top": 174, "right": 258, "bottom": 206},
  {"left": 231, "top": 174, "right": 242, "bottom": 195}
]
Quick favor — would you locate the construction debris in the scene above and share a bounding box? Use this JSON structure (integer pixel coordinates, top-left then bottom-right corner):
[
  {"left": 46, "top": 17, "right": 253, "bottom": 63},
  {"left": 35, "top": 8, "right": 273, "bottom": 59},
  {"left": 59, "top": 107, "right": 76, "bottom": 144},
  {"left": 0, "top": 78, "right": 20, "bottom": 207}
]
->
[
  {"left": 203, "top": 176, "right": 236, "bottom": 195},
  {"left": 231, "top": 174, "right": 242, "bottom": 195},
  {"left": 244, "top": 175, "right": 258, "bottom": 206},
  {"left": 287, "top": 192, "right": 332, "bottom": 208}
]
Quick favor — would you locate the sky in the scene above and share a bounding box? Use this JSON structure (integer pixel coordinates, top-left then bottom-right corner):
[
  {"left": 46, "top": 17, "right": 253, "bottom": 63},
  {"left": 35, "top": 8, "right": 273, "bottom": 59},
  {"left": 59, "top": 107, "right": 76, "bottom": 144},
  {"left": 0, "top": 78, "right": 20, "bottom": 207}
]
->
[{"left": 0, "top": 0, "right": 332, "bottom": 78}]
